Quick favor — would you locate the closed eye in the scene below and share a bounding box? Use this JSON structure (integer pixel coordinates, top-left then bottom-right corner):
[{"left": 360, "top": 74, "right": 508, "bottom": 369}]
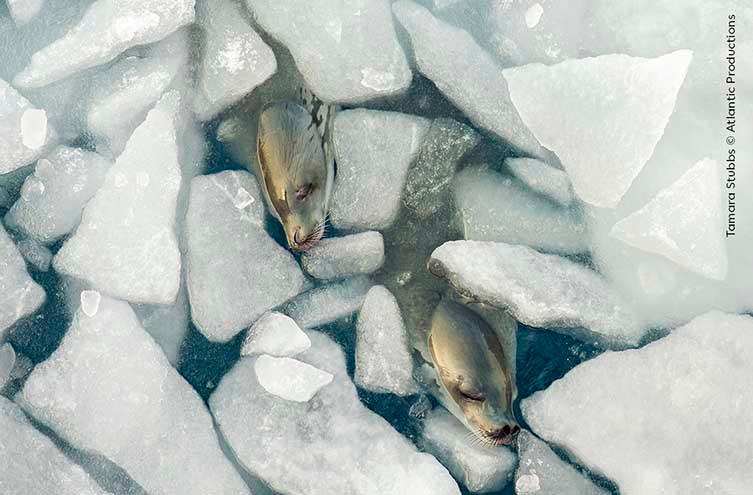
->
[
  {"left": 458, "top": 389, "right": 485, "bottom": 402},
  {"left": 295, "top": 183, "right": 313, "bottom": 200}
]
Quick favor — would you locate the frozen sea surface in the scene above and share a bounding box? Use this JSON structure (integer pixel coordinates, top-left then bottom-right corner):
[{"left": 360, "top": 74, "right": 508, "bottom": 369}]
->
[{"left": 0, "top": 1, "right": 750, "bottom": 495}]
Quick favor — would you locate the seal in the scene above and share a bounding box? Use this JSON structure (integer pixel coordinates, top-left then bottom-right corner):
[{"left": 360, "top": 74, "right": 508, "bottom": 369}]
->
[
  {"left": 256, "top": 90, "right": 335, "bottom": 251},
  {"left": 426, "top": 298, "right": 519, "bottom": 447}
]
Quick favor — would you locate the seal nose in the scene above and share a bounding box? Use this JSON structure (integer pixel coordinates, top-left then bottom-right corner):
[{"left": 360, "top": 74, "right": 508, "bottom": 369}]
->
[{"left": 487, "top": 423, "right": 521, "bottom": 446}]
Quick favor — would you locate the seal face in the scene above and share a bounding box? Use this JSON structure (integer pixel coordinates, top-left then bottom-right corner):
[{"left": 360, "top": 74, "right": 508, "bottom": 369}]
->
[
  {"left": 256, "top": 100, "right": 334, "bottom": 251},
  {"left": 428, "top": 299, "right": 519, "bottom": 447}
]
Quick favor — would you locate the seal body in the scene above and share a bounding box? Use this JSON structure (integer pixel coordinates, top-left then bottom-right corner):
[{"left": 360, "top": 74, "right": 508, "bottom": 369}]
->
[
  {"left": 426, "top": 298, "right": 519, "bottom": 446},
  {"left": 256, "top": 91, "right": 335, "bottom": 251}
]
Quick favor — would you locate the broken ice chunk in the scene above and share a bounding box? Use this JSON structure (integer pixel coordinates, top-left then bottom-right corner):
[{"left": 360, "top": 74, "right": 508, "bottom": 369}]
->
[
  {"left": 53, "top": 91, "right": 183, "bottom": 305},
  {"left": 429, "top": 241, "right": 645, "bottom": 347},
  {"left": 330, "top": 109, "right": 430, "bottom": 230},
  {"left": 282, "top": 275, "right": 372, "bottom": 329},
  {"left": 17, "top": 295, "right": 251, "bottom": 495},
  {"left": 241, "top": 312, "right": 311, "bottom": 358},
  {"left": 502, "top": 50, "right": 693, "bottom": 207},
  {"left": 515, "top": 431, "right": 608, "bottom": 495},
  {"left": 194, "top": 0, "right": 276, "bottom": 120},
  {"left": 454, "top": 165, "right": 588, "bottom": 255},
  {"left": 0, "top": 397, "right": 109, "bottom": 494},
  {"left": 505, "top": 157, "right": 575, "bottom": 207},
  {"left": 0, "top": 343, "right": 15, "bottom": 390},
  {"left": 210, "top": 330, "right": 461, "bottom": 495},
  {"left": 245, "top": 0, "right": 411, "bottom": 103},
  {"left": 421, "top": 408, "right": 516, "bottom": 493},
  {"left": 87, "top": 31, "right": 190, "bottom": 157},
  {"left": 0, "top": 224, "right": 45, "bottom": 341},
  {"left": 186, "top": 171, "right": 305, "bottom": 342},
  {"left": 5, "top": 146, "right": 111, "bottom": 244},
  {"left": 610, "top": 158, "right": 727, "bottom": 281},
  {"left": 403, "top": 118, "right": 480, "bottom": 218},
  {"left": 355, "top": 286, "right": 419, "bottom": 396},
  {"left": 301, "top": 231, "right": 385, "bottom": 280},
  {"left": 522, "top": 311, "right": 753, "bottom": 495},
  {"left": 392, "top": 1, "right": 544, "bottom": 158},
  {"left": 254, "top": 354, "right": 333, "bottom": 402},
  {"left": 0, "top": 79, "right": 56, "bottom": 174},
  {"left": 79, "top": 290, "right": 101, "bottom": 317},
  {"left": 7, "top": 0, "right": 45, "bottom": 26},
  {"left": 14, "top": 0, "right": 195, "bottom": 88},
  {"left": 14, "top": 236, "right": 53, "bottom": 271},
  {"left": 133, "top": 277, "right": 190, "bottom": 367}
]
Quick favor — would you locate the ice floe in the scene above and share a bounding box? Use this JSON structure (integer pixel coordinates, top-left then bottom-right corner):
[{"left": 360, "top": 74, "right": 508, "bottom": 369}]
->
[
  {"left": 0, "top": 224, "right": 45, "bottom": 341},
  {"left": 429, "top": 240, "right": 645, "bottom": 346},
  {"left": 53, "top": 91, "right": 183, "bottom": 305},
  {"left": 246, "top": 0, "right": 411, "bottom": 103},
  {"left": 185, "top": 170, "right": 305, "bottom": 341},
  {"left": 211, "top": 330, "right": 461, "bottom": 495},
  {"left": 17, "top": 295, "right": 250, "bottom": 495},
  {"left": 503, "top": 50, "right": 693, "bottom": 207},
  {"left": 241, "top": 311, "right": 311, "bottom": 358},
  {"left": 14, "top": 0, "right": 195, "bottom": 88},
  {"left": 393, "top": 1, "right": 544, "bottom": 158},
  {"left": 522, "top": 311, "right": 753, "bottom": 495},
  {"left": 5, "top": 146, "right": 111, "bottom": 244},
  {"left": 330, "top": 109, "right": 429, "bottom": 230},
  {"left": 301, "top": 231, "right": 385, "bottom": 280},
  {"left": 454, "top": 165, "right": 588, "bottom": 255},
  {"left": 355, "top": 286, "right": 419, "bottom": 396},
  {"left": 421, "top": 408, "right": 516, "bottom": 493}
]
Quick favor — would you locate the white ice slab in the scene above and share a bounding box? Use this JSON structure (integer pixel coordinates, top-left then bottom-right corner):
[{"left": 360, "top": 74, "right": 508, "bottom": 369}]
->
[
  {"left": 254, "top": 354, "right": 333, "bottom": 402},
  {"left": 402, "top": 118, "right": 479, "bottom": 218},
  {"left": 14, "top": 0, "right": 195, "bottom": 88},
  {"left": 610, "top": 158, "right": 727, "bottom": 281},
  {"left": 454, "top": 165, "right": 588, "bottom": 255},
  {"left": 302, "top": 231, "right": 385, "bottom": 280},
  {"left": 5, "top": 146, "right": 111, "bottom": 244},
  {"left": 14, "top": 236, "right": 53, "bottom": 271},
  {"left": 211, "top": 330, "right": 461, "bottom": 495},
  {"left": 87, "top": 31, "right": 190, "bottom": 157},
  {"left": 522, "top": 311, "right": 753, "bottom": 495},
  {"left": 53, "top": 91, "right": 183, "bottom": 305},
  {"left": 503, "top": 50, "right": 693, "bottom": 207},
  {"left": 515, "top": 431, "right": 608, "bottom": 495},
  {"left": 330, "top": 109, "right": 429, "bottom": 230},
  {"left": 241, "top": 312, "right": 311, "bottom": 358},
  {"left": 6, "top": 0, "right": 45, "bottom": 25},
  {"left": 245, "top": 0, "right": 411, "bottom": 103},
  {"left": 392, "top": 1, "right": 543, "bottom": 158},
  {"left": 194, "top": 0, "right": 276, "bottom": 120},
  {"left": 422, "top": 408, "right": 516, "bottom": 493},
  {"left": 133, "top": 279, "right": 190, "bottom": 366},
  {"left": 355, "top": 286, "right": 418, "bottom": 396},
  {"left": 0, "top": 343, "right": 15, "bottom": 390},
  {"left": 429, "top": 241, "right": 645, "bottom": 346},
  {"left": 505, "top": 157, "right": 575, "bottom": 207},
  {"left": 282, "top": 275, "right": 372, "bottom": 329},
  {"left": 0, "top": 78, "right": 56, "bottom": 174},
  {"left": 0, "top": 397, "right": 108, "bottom": 495},
  {"left": 0, "top": 224, "right": 45, "bottom": 341},
  {"left": 185, "top": 170, "right": 305, "bottom": 342},
  {"left": 17, "top": 295, "right": 250, "bottom": 495}
]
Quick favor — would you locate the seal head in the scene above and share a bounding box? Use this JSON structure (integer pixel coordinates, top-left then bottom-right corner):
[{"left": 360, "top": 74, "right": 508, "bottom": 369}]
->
[
  {"left": 427, "top": 299, "right": 519, "bottom": 446},
  {"left": 256, "top": 100, "right": 334, "bottom": 251}
]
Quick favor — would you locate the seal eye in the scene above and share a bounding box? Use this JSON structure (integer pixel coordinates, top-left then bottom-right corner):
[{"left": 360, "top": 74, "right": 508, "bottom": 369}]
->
[
  {"left": 295, "top": 183, "right": 313, "bottom": 201},
  {"left": 458, "top": 388, "right": 485, "bottom": 402}
]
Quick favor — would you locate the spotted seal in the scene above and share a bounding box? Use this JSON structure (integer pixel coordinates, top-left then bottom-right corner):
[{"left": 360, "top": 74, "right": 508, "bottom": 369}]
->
[{"left": 256, "top": 89, "right": 336, "bottom": 251}]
